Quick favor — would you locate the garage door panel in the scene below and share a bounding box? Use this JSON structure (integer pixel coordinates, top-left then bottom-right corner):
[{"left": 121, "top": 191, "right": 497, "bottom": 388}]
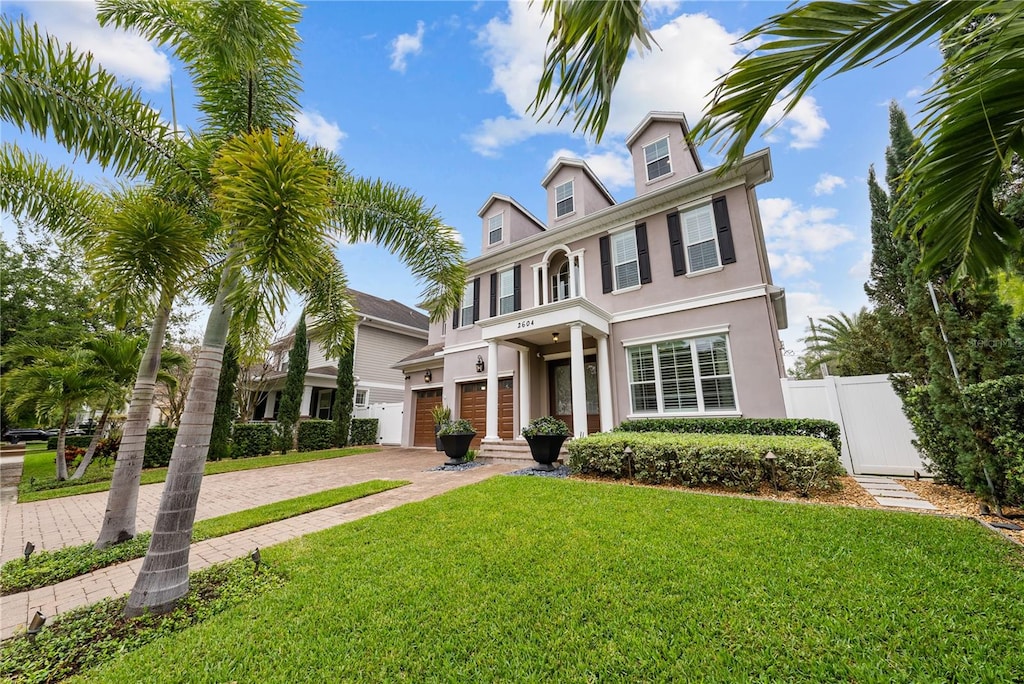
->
[{"left": 414, "top": 389, "right": 443, "bottom": 447}]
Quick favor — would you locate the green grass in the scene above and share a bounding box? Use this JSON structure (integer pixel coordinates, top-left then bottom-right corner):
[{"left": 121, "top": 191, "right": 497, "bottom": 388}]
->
[
  {"left": 17, "top": 446, "right": 379, "bottom": 502},
  {"left": 76, "top": 477, "right": 1023, "bottom": 682},
  {"left": 1, "top": 479, "right": 407, "bottom": 594}
]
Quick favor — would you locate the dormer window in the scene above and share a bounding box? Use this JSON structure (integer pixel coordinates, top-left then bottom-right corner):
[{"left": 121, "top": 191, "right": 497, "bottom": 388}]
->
[
  {"left": 555, "top": 180, "right": 574, "bottom": 218},
  {"left": 644, "top": 137, "right": 671, "bottom": 181},
  {"left": 488, "top": 214, "right": 503, "bottom": 244}
]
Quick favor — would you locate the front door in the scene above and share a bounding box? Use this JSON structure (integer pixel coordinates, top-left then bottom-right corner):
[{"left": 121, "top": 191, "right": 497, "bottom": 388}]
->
[{"left": 548, "top": 359, "right": 600, "bottom": 435}]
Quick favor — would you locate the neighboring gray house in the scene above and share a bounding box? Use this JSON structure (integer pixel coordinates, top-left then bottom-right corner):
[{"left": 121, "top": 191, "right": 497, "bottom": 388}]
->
[
  {"left": 253, "top": 290, "right": 427, "bottom": 421},
  {"left": 395, "top": 111, "right": 788, "bottom": 452}
]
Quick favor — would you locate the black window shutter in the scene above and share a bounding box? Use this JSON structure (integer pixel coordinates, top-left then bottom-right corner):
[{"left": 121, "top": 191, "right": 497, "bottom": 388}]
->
[
  {"left": 513, "top": 264, "right": 522, "bottom": 311},
  {"left": 636, "top": 223, "right": 652, "bottom": 284},
  {"left": 452, "top": 305, "right": 460, "bottom": 329},
  {"left": 599, "top": 236, "right": 612, "bottom": 293},
  {"left": 713, "top": 196, "right": 737, "bottom": 264},
  {"left": 328, "top": 389, "right": 336, "bottom": 419},
  {"left": 308, "top": 388, "right": 318, "bottom": 416},
  {"left": 472, "top": 277, "right": 480, "bottom": 323},
  {"left": 667, "top": 212, "right": 686, "bottom": 276},
  {"left": 489, "top": 273, "right": 497, "bottom": 318}
]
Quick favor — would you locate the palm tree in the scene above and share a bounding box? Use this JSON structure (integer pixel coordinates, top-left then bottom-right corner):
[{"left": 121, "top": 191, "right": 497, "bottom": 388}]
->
[
  {"left": 532, "top": 0, "right": 1024, "bottom": 278},
  {"left": 802, "top": 307, "right": 892, "bottom": 378},
  {"left": 1, "top": 347, "right": 109, "bottom": 480}
]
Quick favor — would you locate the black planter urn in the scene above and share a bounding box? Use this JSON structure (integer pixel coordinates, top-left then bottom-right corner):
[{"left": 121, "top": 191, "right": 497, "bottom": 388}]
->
[
  {"left": 524, "top": 434, "right": 567, "bottom": 471},
  {"left": 439, "top": 433, "right": 475, "bottom": 465},
  {"left": 433, "top": 424, "right": 444, "bottom": 452}
]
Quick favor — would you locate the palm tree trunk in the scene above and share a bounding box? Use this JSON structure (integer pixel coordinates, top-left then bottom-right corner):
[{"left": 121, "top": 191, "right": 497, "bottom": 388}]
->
[
  {"left": 95, "top": 295, "right": 172, "bottom": 549},
  {"left": 55, "top": 409, "right": 69, "bottom": 481},
  {"left": 125, "top": 271, "right": 234, "bottom": 616},
  {"left": 71, "top": 403, "right": 111, "bottom": 480}
]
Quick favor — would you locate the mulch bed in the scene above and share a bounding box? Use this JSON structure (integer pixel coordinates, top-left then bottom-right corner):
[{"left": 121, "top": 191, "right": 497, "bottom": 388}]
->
[{"left": 902, "top": 480, "right": 1024, "bottom": 547}]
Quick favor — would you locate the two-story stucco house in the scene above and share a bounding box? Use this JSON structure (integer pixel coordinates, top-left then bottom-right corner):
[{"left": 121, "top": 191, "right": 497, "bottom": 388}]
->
[
  {"left": 396, "top": 112, "right": 788, "bottom": 457},
  {"left": 253, "top": 289, "right": 428, "bottom": 422}
]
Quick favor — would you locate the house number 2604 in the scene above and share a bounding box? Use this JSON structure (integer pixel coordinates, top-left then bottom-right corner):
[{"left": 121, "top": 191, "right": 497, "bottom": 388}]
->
[{"left": 516, "top": 320, "right": 535, "bottom": 329}]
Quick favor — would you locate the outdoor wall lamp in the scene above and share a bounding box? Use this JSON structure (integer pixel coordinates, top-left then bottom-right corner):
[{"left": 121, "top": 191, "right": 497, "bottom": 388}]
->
[
  {"left": 27, "top": 611, "right": 46, "bottom": 638},
  {"left": 424, "top": 369, "right": 432, "bottom": 383},
  {"left": 23, "top": 542, "right": 34, "bottom": 563},
  {"left": 552, "top": 332, "right": 560, "bottom": 343},
  {"left": 476, "top": 355, "right": 485, "bottom": 373}
]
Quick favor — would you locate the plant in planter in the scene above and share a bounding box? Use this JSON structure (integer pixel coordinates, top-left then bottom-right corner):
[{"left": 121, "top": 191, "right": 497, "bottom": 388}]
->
[
  {"left": 522, "top": 416, "right": 570, "bottom": 471},
  {"left": 430, "top": 404, "right": 452, "bottom": 452},
  {"left": 437, "top": 418, "right": 476, "bottom": 465}
]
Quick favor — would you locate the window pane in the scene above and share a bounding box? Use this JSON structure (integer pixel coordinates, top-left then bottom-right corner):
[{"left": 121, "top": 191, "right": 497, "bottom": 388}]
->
[
  {"left": 684, "top": 207, "right": 715, "bottom": 243},
  {"left": 627, "top": 347, "right": 658, "bottom": 413},
  {"left": 615, "top": 261, "right": 639, "bottom": 289},
  {"left": 657, "top": 341, "right": 697, "bottom": 411},
  {"left": 702, "top": 377, "right": 736, "bottom": 410},
  {"left": 612, "top": 231, "right": 639, "bottom": 289},
  {"left": 488, "top": 215, "right": 502, "bottom": 244},
  {"left": 687, "top": 240, "right": 719, "bottom": 272},
  {"left": 556, "top": 197, "right": 574, "bottom": 217},
  {"left": 644, "top": 138, "right": 668, "bottom": 163},
  {"left": 460, "top": 282, "right": 474, "bottom": 325},
  {"left": 696, "top": 336, "right": 731, "bottom": 376},
  {"left": 555, "top": 181, "right": 573, "bottom": 201},
  {"left": 631, "top": 383, "right": 659, "bottom": 412}
]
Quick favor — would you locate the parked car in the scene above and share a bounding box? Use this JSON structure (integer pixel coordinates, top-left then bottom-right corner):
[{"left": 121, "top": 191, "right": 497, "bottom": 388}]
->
[{"left": 3, "top": 428, "right": 50, "bottom": 444}]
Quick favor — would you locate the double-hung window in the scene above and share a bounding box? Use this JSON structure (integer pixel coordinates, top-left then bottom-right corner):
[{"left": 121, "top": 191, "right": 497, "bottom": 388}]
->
[
  {"left": 353, "top": 389, "right": 368, "bottom": 408},
  {"left": 683, "top": 204, "right": 720, "bottom": 272},
  {"left": 643, "top": 137, "right": 671, "bottom": 181},
  {"left": 498, "top": 268, "right": 515, "bottom": 315},
  {"left": 488, "top": 214, "right": 503, "bottom": 244},
  {"left": 626, "top": 334, "right": 736, "bottom": 414},
  {"left": 460, "top": 281, "right": 475, "bottom": 327},
  {"left": 555, "top": 180, "right": 574, "bottom": 217},
  {"left": 611, "top": 230, "right": 640, "bottom": 290}
]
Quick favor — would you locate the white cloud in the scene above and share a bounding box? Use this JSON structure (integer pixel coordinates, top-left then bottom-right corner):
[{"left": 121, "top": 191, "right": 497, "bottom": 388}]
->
[
  {"left": 848, "top": 250, "right": 872, "bottom": 280},
  {"left": 20, "top": 1, "right": 171, "bottom": 91},
  {"left": 813, "top": 173, "right": 846, "bottom": 196},
  {"left": 763, "top": 94, "right": 829, "bottom": 150},
  {"left": 645, "top": 0, "right": 683, "bottom": 17},
  {"left": 758, "top": 197, "right": 855, "bottom": 254},
  {"left": 390, "top": 21, "right": 426, "bottom": 73},
  {"left": 294, "top": 111, "right": 346, "bottom": 152},
  {"left": 768, "top": 252, "right": 814, "bottom": 279},
  {"left": 471, "top": 4, "right": 829, "bottom": 156},
  {"left": 545, "top": 147, "right": 634, "bottom": 191},
  {"left": 779, "top": 290, "right": 842, "bottom": 371}
]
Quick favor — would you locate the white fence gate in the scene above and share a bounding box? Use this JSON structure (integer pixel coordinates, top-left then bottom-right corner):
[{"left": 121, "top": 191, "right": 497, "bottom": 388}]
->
[
  {"left": 780, "top": 374, "right": 929, "bottom": 477},
  {"left": 353, "top": 402, "right": 403, "bottom": 446}
]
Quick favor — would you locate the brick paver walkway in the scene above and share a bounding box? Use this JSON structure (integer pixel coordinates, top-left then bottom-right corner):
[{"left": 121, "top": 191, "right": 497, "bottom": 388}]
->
[{"left": 0, "top": 448, "right": 515, "bottom": 639}]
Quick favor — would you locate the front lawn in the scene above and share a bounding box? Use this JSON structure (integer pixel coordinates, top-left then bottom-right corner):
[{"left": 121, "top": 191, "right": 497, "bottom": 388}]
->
[
  {"left": 18, "top": 446, "right": 379, "bottom": 502},
  {"left": 81, "top": 477, "right": 1023, "bottom": 682}
]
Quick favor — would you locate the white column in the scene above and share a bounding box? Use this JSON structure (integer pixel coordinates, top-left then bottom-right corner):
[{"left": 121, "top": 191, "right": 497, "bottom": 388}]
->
[
  {"left": 300, "top": 384, "right": 314, "bottom": 418},
  {"left": 541, "top": 263, "right": 549, "bottom": 305},
  {"left": 264, "top": 389, "right": 277, "bottom": 418},
  {"left": 532, "top": 265, "right": 542, "bottom": 307},
  {"left": 596, "top": 334, "right": 613, "bottom": 432},
  {"left": 569, "top": 324, "right": 588, "bottom": 438},
  {"left": 569, "top": 255, "right": 578, "bottom": 299},
  {"left": 518, "top": 349, "right": 531, "bottom": 439},
  {"left": 485, "top": 340, "right": 500, "bottom": 441}
]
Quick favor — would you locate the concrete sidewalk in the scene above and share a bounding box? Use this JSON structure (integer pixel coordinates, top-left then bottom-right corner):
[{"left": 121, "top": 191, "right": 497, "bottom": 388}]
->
[{"left": 0, "top": 448, "right": 515, "bottom": 639}]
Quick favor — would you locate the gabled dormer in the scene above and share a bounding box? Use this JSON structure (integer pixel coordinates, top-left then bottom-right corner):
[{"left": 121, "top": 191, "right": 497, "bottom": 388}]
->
[
  {"left": 477, "top": 193, "right": 546, "bottom": 252},
  {"left": 540, "top": 158, "right": 615, "bottom": 226},
  {"left": 625, "top": 111, "right": 703, "bottom": 197}
]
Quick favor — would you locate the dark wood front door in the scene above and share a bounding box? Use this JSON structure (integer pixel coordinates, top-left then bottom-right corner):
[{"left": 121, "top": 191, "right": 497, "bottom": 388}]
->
[
  {"left": 549, "top": 358, "right": 600, "bottom": 435},
  {"left": 414, "top": 388, "right": 443, "bottom": 447},
  {"left": 460, "top": 379, "right": 514, "bottom": 446}
]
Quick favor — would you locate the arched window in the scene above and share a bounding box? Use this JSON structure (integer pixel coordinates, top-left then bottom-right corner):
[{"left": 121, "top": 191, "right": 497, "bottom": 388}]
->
[{"left": 551, "top": 258, "right": 570, "bottom": 302}]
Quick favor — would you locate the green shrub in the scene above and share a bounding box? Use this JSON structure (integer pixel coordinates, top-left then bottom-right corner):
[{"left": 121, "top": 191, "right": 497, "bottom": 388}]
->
[
  {"left": 437, "top": 419, "right": 474, "bottom": 436},
  {"left": 93, "top": 436, "right": 121, "bottom": 461},
  {"left": 233, "top": 423, "right": 273, "bottom": 459},
  {"left": 297, "top": 420, "right": 334, "bottom": 452},
  {"left": 45, "top": 435, "right": 92, "bottom": 451},
  {"left": 616, "top": 417, "right": 842, "bottom": 457},
  {"left": 144, "top": 427, "right": 177, "bottom": 468},
  {"left": 568, "top": 432, "right": 843, "bottom": 496},
  {"left": 350, "top": 419, "right": 378, "bottom": 446},
  {"left": 893, "top": 377, "right": 974, "bottom": 486},
  {"left": 962, "top": 375, "right": 1024, "bottom": 507}
]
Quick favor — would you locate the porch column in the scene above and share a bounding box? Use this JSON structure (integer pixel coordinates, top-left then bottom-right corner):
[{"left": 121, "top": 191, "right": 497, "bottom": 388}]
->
[
  {"left": 300, "top": 384, "right": 314, "bottom": 418},
  {"left": 265, "top": 390, "right": 277, "bottom": 418},
  {"left": 596, "top": 334, "right": 614, "bottom": 432},
  {"left": 518, "top": 349, "right": 530, "bottom": 439},
  {"left": 569, "top": 324, "right": 588, "bottom": 438},
  {"left": 485, "top": 340, "right": 500, "bottom": 441}
]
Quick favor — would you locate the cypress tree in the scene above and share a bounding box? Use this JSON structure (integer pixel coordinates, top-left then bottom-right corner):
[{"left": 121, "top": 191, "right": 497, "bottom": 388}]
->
[
  {"left": 332, "top": 343, "right": 355, "bottom": 447},
  {"left": 275, "top": 314, "right": 309, "bottom": 453},
  {"left": 208, "top": 342, "right": 239, "bottom": 461}
]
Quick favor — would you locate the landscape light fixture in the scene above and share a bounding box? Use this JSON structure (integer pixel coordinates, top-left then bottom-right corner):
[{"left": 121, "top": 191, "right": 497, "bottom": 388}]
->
[
  {"left": 764, "top": 451, "right": 778, "bottom": 491},
  {"left": 552, "top": 332, "right": 559, "bottom": 343},
  {"left": 23, "top": 542, "right": 34, "bottom": 563},
  {"left": 424, "top": 369, "right": 432, "bottom": 383},
  {"left": 27, "top": 611, "right": 46, "bottom": 637},
  {"left": 476, "top": 355, "right": 485, "bottom": 373},
  {"left": 250, "top": 548, "right": 262, "bottom": 571}
]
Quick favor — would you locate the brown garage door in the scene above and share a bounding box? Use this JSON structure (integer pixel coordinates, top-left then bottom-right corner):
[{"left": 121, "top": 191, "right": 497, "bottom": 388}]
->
[
  {"left": 414, "top": 388, "right": 443, "bottom": 447},
  {"left": 460, "top": 379, "right": 514, "bottom": 447}
]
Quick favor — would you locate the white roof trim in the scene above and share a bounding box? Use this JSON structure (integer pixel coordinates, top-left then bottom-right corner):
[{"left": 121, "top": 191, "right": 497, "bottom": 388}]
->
[
  {"left": 625, "top": 111, "right": 689, "bottom": 147},
  {"left": 540, "top": 157, "right": 616, "bottom": 205},
  {"left": 476, "top": 193, "right": 547, "bottom": 231}
]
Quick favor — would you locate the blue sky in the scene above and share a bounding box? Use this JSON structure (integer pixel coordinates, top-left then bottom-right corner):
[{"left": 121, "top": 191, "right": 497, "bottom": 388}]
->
[{"left": 2, "top": 1, "right": 942, "bottom": 366}]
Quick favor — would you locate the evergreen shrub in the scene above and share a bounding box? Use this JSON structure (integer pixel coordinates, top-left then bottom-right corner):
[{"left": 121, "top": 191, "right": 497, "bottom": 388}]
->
[
  {"left": 233, "top": 423, "right": 273, "bottom": 459},
  {"left": 350, "top": 419, "right": 378, "bottom": 446},
  {"left": 297, "top": 420, "right": 335, "bottom": 452},
  {"left": 616, "top": 417, "right": 842, "bottom": 457},
  {"left": 144, "top": 427, "right": 177, "bottom": 468},
  {"left": 962, "top": 375, "right": 1024, "bottom": 506}
]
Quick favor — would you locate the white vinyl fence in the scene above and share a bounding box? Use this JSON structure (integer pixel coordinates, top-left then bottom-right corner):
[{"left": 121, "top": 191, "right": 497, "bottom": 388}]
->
[
  {"left": 352, "top": 402, "right": 403, "bottom": 446},
  {"left": 780, "top": 374, "right": 929, "bottom": 477}
]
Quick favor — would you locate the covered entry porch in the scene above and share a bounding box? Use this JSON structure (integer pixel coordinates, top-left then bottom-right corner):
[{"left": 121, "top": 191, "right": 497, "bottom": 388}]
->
[{"left": 478, "top": 299, "right": 614, "bottom": 440}]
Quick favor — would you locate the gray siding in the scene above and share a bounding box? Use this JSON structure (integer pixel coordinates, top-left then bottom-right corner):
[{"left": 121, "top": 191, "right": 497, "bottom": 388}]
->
[{"left": 354, "top": 324, "right": 426, "bottom": 386}]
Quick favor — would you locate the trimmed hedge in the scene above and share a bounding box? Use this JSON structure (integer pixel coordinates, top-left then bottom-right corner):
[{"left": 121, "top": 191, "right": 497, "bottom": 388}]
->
[
  {"left": 350, "top": 419, "right": 378, "bottom": 446},
  {"left": 297, "top": 420, "right": 334, "bottom": 452},
  {"left": 962, "top": 375, "right": 1024, "bottom": 507},
  {"left": 568, "top": 432, "right": 844, "bottom": 496},
  {"left": 233, "top": 423, "right": 273, "bottom": 459},
  {"left": 46, "top": 435, "right": 93, "bottom": 451},
  {"left": 144, "top": 427, "right": 177, "bottom": 468},
  {"left": 616, "top": 417, "right": 842, "bottom": 457}
]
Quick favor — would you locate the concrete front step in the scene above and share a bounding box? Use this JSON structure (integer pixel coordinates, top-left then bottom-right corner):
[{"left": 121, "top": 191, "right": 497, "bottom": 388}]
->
[{"left": 477, "top": 441, "right": 568, "bottom": 467}]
